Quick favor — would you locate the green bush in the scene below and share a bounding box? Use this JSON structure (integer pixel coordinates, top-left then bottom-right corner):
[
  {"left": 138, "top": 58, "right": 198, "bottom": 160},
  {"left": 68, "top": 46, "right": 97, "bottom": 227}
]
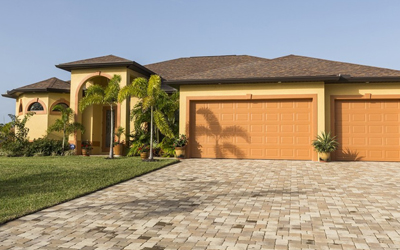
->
[
  {"left": 312, "top": 132, "right": 339, "bottom": 153},
  {"left": 0, "top": 113, "right": 34, "bottom": 156},
  {"left": 158, "top": 137, "right": 175, "bottom": 157},
  {"left": 127, "top": 129, "right": 150, "bottom": 157},
  {"left": 25, "top": 138, "right": 69, "bottom": 157},
  {"left": 1, "top": 140, "right": 29, "bottom": 157}
]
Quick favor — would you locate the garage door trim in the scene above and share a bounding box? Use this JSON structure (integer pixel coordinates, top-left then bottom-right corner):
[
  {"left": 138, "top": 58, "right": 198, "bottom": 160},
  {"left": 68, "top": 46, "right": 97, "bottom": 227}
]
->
[
  {"left": 330, "top": 94, "right": 400, "bottom": 161},
  {"left": 186, "top": 94, "right": 318, "bottom": 160}
]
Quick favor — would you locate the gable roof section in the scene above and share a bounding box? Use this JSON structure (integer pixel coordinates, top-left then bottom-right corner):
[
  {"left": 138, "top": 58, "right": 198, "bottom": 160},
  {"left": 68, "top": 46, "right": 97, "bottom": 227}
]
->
[
  {"left": 56, "top": 55, "right": 154, "bottom": 76},
  {"left": 2, "top": 77, "right": 70, "bottom": 99},
  {"left": 148, "top": 54, "right": 400, "bottom": 85}
]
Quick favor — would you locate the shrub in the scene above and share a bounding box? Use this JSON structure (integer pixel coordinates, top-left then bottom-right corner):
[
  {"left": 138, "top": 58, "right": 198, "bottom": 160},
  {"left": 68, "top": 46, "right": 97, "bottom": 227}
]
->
[
  {"left": 1, "top": 139, "right": 29, "bottom": 157},
  {"left": 127, "top": 129, "right": 150, "bottom": 157},
  {"left": 173, "top": 134, "right": 188, "bottom": 148},
  {"left": 0, "top": 113, "right": 34, "bottom": 156},
  {"left": 312, "top": 132, "right": 339, "bottom": 153},
  {"left": 158, "top": 137, "right": 175, "bottom": 157},
  {"left": 25, "top": 138, "right": 69, "bottom": 157}
]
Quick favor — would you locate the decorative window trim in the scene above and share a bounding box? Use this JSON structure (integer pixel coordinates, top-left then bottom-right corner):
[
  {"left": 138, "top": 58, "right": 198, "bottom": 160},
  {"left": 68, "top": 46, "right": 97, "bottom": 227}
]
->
[
  {"left": 18, "top": 100, "right": 23, "bottom": 115},
  {"left": 25, "top": 99, "right": 47, "bottom": 114},
  {"left": 50, "top": 99, "right": 70, "bottom": 115}
]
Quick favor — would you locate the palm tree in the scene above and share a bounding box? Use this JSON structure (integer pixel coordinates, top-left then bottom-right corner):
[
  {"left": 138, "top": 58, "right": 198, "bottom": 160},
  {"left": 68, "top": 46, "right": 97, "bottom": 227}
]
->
[
  {"left": 79, "top": 74, "right": 121, "bottom": 159},
  {"left": 119, "top": 75, "right": 174, "bottom": 160},
  {"left": 47, "top": 104, "right": 85, "bottom": 155}
]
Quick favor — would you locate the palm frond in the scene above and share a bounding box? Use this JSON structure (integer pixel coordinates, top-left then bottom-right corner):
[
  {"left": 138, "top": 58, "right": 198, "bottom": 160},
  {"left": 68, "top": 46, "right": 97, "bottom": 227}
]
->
[
  {"left": 142, "top": 96, "right": 153, "bottom": 111},
  {"left": 85, "top": 84, "right": 105, "bottom": 96},
  {"left": 148, "top": 75, "right": 161, "bottom": 99},
  {"left": 154, "top": 110, "right": 174, "bottom": 138},
  {"left": 66, "top": 122, "right": 86, "bottom": 135},
  {"left": 47, "top": 119, "right": 64, "bottom": 133},
  {"left": 79, "top": 93, "right": 104, "bottom": 112},
  {"left": 118, "top": 84, "right": 135, "bottom": 102},
  {"left": 105, "top": 75, "right": 121, "bottom": 103},
  {"left": 118, "top": 77, "right": 148, "bottom": 102}
]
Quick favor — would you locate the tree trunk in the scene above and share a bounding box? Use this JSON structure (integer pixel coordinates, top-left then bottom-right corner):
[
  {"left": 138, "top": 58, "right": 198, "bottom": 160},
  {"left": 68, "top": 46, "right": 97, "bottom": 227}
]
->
[
  {"left": 62, "top": 125, "right": 66, "bottom": 156},
  {"left": 149, "top": 106, "right": 154, "bottom": 160},
  {"left": 109, "top": 105, "right": 114, "bottom": 159}
]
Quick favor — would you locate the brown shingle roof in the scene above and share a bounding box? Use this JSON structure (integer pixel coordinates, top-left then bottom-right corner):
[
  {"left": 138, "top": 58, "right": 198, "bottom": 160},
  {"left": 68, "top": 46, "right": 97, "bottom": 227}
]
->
[
  {"left": 145, "top": 55, "right": 269, "bottom": 80},
  {"left": 146, "top": 54, "right": 400, "bottom": 83},
  {"left": 2, "top": 77, "right": 70, "bottom": 99},
  {"left": 56, "top": 55, "right": 154, "bottom": 76},
  {"left": 58, "top": 55, "right": 132, "bottom": 66},
  {"left": 269, "top": 55, "right": 400, "bottom": 77}
]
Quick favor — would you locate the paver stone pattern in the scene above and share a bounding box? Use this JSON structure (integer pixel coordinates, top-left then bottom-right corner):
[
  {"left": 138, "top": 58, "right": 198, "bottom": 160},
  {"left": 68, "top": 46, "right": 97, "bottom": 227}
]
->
[{"left": 1, "top": 159, "right": 400, "bottom": 249}]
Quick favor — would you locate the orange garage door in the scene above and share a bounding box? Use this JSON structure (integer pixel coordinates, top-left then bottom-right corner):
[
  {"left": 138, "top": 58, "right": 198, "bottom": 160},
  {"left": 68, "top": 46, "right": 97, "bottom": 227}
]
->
[
  {"left": 335, "top": 99, "right": 400, "bottom": 161},
  {"left": 189, "top": 99, "right": 314, "bottom": 160}
]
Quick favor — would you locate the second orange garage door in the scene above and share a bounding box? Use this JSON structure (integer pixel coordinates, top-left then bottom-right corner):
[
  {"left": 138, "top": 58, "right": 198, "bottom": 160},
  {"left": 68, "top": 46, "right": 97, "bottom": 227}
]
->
[
  {"left": 189, "top": 99, "right": 314, "bottom": 160},
  {"left": 335, "top": 99, "right": 400, "bottom": 161}
]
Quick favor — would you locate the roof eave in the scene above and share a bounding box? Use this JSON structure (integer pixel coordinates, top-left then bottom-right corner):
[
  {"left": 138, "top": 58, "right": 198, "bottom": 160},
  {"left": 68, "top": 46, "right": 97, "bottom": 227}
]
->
[
  {"left": 3, "top": 88, "right": 70, "bottom": 99},
  {"left": 326, "top": 76, "right": 400, "bottom": 83},
  {"left": 166, "top": 76, "right": 340, "bottom": 86},
  {"left": 1, "top": 93, "right": 16, "bottom": 99},
  {"left": 166, "top": 75, "right": 400, "bottom": 86},
  {"left": 56, "top": 61, "right": 154, "bottom": 76},
  {"left": 56, "top": 62, "right": 133, "bottom": 71}
]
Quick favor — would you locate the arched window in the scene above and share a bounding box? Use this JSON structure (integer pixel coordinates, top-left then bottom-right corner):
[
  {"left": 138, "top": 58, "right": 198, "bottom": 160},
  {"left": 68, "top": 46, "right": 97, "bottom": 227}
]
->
[
  {"left": 56, "top": 103, "right": 69, "bottom": 109},
  {"left": 28, "top": 102, "right": 44, "bottom": 111},
  {"left": 18, "top": 102, "right": 23, "bottom": 113},
  {"left": 50, "top": 100, "right": 70, "bottom": 115}
]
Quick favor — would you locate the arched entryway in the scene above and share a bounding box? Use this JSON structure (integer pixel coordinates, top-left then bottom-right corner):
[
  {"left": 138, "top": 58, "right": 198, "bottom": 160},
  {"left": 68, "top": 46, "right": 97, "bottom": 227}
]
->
[{"left": 73, "top": 74, "right": 120, "bottom": 155}]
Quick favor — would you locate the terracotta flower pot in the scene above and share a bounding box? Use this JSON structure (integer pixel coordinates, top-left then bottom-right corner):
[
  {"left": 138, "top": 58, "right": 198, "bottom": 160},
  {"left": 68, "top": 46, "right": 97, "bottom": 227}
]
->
[
  {"left": 140, "top": 152, "right": 149, "bottom": 160},
  {"left": 175, "top": 146, "right": 186, "bottom": 159},
  {"left": 82, "top": 148, "right": 90, "bottom": 156},
  {"left": 113, "top": 144, "right": 125, "bottom": 156},
  {"left": 319, "top": 152, "right": 331, "bottom": 162}
]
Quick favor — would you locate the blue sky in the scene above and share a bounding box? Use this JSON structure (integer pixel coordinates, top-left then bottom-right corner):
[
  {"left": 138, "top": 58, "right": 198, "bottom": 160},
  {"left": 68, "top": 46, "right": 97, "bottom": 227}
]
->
[{"left": 1, "top": 0, "right": 400, "bottom": 123}]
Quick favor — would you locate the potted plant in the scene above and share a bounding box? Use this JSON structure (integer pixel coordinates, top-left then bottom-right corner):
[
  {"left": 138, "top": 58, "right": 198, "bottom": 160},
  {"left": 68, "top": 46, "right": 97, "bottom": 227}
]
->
[
  {"left": 81, "top": 140, "right": 93, "bottom": 156},
  {"left": 312, "top": 132, "right": 339, "bottom": 162},
  {"left": 138, "top": 144, "right": 150, "bottom": 160},
  {"left": 113, "top": 126, "right": 125, "bottom": 156},
  {"left": 173, "top": 134, "right": 188, "bottom": 159}
]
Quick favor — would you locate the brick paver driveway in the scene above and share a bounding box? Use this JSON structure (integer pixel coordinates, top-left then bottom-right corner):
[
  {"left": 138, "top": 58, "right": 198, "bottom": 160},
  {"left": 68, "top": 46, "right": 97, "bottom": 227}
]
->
[{"left": 1, "top": 159, "right": 400, "bottom": 250}]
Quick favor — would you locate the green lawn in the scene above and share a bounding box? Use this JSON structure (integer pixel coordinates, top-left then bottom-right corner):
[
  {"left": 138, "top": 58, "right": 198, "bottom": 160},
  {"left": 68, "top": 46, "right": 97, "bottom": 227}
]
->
[{"left": 0, "top": 156, "right": 178, "bottom": 224}]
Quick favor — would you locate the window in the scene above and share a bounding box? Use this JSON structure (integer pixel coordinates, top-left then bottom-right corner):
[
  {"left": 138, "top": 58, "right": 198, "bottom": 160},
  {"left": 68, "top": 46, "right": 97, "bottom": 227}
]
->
[
  {"left": 56, "top": 103, "right": 69, "bottom": 109},
  {"left": 28, "top": 102, "right": 44, "bottom": 111},
  {"left": 50, "top": 100, "right": 69, "bottom": 114},
  {"left": 18, "top": 102, "right": 23, "bottom": 113}
]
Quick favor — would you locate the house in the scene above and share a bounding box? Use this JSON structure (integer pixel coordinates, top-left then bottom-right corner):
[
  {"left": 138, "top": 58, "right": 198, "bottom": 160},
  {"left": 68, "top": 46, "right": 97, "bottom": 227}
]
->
[{"left": 3, "top": 54, "right": 400, "bottom": 161}]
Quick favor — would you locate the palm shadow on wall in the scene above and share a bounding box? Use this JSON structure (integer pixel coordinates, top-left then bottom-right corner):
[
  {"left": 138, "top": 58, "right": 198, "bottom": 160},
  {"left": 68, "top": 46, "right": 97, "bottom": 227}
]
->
[
  {"left": 337, "top": 147, "right": 364, "bottom": 161},
  {"left": 194, "top": 107, "right": 250, "bottom": 158}
]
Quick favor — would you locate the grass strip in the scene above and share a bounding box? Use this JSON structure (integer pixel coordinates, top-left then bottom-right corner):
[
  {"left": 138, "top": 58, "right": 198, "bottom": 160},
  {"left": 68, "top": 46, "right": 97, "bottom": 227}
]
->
[{"left": 0, "top": 156, "right": 178, "bottom": 224}]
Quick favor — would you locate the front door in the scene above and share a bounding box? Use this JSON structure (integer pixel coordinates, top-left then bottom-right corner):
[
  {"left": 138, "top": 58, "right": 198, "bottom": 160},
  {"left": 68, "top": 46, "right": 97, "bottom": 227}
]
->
[{"left": 102, "top": 107, "right": 116, "bottom": 152}]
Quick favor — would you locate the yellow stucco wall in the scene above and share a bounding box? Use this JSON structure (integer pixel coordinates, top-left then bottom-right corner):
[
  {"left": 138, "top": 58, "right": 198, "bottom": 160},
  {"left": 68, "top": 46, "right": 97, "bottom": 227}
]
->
[
  {"left": 16, "top": 92, "right": 70, "bottom": 140},
  {"left": 179, "top": 82, "right": 326, "bottom": 136}
]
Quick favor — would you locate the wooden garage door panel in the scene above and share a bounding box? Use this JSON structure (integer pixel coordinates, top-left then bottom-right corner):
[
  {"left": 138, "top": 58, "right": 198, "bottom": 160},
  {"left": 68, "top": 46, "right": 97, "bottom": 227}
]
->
[
  {"left": 335, "top": 99, "right": 400, "bottom": 161},
  {"left": 190, "top": 99, "right": 313, "bottom": 160}
]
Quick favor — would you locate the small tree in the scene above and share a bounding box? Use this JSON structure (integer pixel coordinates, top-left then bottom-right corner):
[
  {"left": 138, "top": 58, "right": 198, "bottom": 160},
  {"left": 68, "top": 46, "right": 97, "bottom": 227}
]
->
[
  {"left": 0, "top": 121, "right": 13, "bottom": 146},
  {"left": 79, "top": 74, "right": 121, "bottom": 159},
  {"left": 1, "top": 113, "right": 34, "bottom": 156},
  {"left": 119, "top": 75, "right": 174, "bottom": 160},
  {"left": 10, "top": 113, "right": 34, "bottom": 143},
  {"left": 47, "top": 104, "right": 85, "bottom": 155}
]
